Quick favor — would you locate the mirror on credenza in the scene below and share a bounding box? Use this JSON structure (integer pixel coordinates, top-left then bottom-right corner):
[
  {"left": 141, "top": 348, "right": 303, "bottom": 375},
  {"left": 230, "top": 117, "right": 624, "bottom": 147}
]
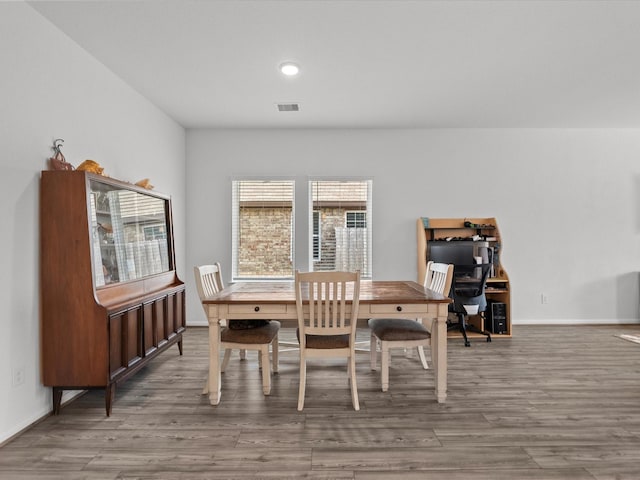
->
[{"left": 89, "top": 179, "right": 171, "bottom": 287}]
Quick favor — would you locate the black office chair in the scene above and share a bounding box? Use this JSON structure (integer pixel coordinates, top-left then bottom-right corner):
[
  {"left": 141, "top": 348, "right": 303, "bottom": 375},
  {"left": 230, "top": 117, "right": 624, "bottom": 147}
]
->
[{"left": 448, "top": 262, "right": 493, "bottom": 347}]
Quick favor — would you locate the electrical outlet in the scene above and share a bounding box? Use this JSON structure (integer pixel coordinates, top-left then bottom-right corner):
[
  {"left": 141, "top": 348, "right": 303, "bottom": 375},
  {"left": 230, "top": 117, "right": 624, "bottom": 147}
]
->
[
  {"left": 12, "top": 366, "right": 25, "bottom": 387},
  {"left": 541, "top": 293, "right": 549, "bottom": 305}
]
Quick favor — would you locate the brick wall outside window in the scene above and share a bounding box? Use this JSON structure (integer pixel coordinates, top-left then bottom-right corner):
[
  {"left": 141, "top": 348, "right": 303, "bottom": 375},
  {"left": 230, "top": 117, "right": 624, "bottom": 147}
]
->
[
  {"left": 237, "top": 206, "right": 365, "bottom": 275},
  {"left": 237, "top": 207, "right": 292, "bottom": 277}
]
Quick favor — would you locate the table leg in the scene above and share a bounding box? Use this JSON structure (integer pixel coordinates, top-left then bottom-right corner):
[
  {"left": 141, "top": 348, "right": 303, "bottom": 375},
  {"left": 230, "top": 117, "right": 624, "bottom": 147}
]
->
[
  {"left": 433, "top": 311, "right": 448, "bottom": 403},
  {"left": 208, "top": 318, "right": 221, "bottom": 405}
]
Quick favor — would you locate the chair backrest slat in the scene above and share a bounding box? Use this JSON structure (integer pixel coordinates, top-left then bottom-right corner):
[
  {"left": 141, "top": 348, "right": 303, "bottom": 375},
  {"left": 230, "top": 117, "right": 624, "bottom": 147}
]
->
[
  {"left": 194, "top": 263, "right": 225, "bottom": 314},
  {"left": 424, "top": 261, "right": 454, "bottom": 296},
  {"left": 295, "top": 270, "right": 360, "bottom": 339}
]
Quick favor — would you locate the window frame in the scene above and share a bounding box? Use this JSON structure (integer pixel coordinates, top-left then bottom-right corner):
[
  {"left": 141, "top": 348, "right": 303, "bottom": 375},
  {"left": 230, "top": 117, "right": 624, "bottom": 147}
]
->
[
  {"left": 307, "top": 178, "right": 373, "bottom": 278},
  {"left": 231, "top": 178, "right": 296, "bottom": 281}
]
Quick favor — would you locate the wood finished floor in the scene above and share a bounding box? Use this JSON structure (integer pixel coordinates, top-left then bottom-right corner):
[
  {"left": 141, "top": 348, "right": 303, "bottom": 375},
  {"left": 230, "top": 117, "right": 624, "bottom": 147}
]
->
[{"left": 1, "top": 325, "right": 640, "bottom": 479}]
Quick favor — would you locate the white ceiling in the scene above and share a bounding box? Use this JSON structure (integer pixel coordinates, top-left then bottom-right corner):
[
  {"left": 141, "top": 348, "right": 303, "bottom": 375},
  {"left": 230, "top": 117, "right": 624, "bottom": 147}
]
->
[{"left": 27, "top": 0, "right": 640, "bottom": 129}]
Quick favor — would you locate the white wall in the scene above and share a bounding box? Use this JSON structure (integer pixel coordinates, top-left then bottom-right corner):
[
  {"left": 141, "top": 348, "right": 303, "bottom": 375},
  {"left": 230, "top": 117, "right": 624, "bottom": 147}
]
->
[
  {"left": 4, "top": 0, "right": 640, "bottom": 448},
  {"left": 0, "top": 3, "right": 186, "bottom": 443},
  {"left": 186, "top": 128, "right": 640, "bottom": 327}
]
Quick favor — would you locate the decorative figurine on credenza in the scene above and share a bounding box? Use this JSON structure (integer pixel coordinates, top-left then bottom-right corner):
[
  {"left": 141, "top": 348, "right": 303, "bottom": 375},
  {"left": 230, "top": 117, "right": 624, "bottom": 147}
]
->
[
  {"left": 135, "top": 178, "right": 154, "bottom": 190},
  {"left": 48, "top": 138, "right": 74, "bottom": 171},
  {"left": 76, "top": 159, "right": 105, "bottom": 175}
]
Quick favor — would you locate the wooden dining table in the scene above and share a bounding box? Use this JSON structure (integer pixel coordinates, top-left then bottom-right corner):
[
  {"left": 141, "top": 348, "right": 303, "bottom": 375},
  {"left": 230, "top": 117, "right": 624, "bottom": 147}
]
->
[{"left": 201, "top": 280, "right": 452, "bottom": 405}]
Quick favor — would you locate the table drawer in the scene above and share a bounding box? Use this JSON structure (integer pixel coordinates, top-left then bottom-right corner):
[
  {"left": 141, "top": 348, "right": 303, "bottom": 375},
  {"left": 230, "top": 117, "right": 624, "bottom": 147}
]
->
[
  {"left": 228, "top": 304, "right": 288, "bottom": 314},
  {"left": 369, "top": 304, "right": 426, "bottom": 315}
]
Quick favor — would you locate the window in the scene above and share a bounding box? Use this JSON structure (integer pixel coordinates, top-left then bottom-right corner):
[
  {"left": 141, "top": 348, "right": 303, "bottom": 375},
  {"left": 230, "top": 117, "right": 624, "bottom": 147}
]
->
[
  {"left": 231, "top": 178, "right": 372, "bottom": 280},
  {"left": 232, "top": 180, "right": 294, "bottom": 280},
  {"left": 309, "top": 180, "right": 372, "bottom": 278},
  {"left": 345, "top": 211, "right": 367, "bottom": 228},
  {"left": 143, "top": 225, "right": 166, "bottom": 241}
]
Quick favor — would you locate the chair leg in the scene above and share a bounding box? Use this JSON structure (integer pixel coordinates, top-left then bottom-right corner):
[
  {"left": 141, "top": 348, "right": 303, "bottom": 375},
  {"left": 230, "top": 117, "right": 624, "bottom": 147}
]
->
[
  {"left": 272, "top": 334, "right": 279, "bottom": 374},
  {"left": 202, "top": 377, "right": 209, "bottom": 395},
  {"left": 240, "top": 349, "right": 246, "bottom": 360},
  {"left": 297, "top": 357, "right": 306, "bottom": 411},
  {"left": 221, "top": 348, "right": 232, "bottom": 373},
  {"left": 260, "top": 346, "right": 271, "bottom": 395},
  {"left": 381, "top": 342, "right": 390, "bottom": 392},
  {"left": 430, "top": 341, "right": 434, "bottom": 367},
  {"left": 467, "top": 314, "right": 492, "bottom": 342},
  {"left": 370, "top": 333, "right": 377, "bottom": 369},
  {"left": 417, "top": 346, "right": 429, "bottom": 369},
  {"left": 349, "top": 354, "right": 360, "bottom": 411},
  {"left": 458, "top": 313, "right": 471, "bottom": 347}
]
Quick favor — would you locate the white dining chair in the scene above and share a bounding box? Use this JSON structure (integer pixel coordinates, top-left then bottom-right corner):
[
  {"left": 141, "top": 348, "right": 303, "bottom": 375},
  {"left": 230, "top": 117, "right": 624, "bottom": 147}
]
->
[
  {"left": 368, "top": 261, "right": 453, "bottom": 391},
  {"left": 295, "top": 270, "right": 361, "bottom": 411},
  {"left": 194, "top": 263, "right": 280, "bottom": 396}
]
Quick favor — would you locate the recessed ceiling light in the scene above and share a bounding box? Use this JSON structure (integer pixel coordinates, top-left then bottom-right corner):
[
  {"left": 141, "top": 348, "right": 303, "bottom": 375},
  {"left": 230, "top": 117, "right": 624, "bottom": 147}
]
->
[{"left": 279, "top": 62, "right": 300, "bottom": 76}]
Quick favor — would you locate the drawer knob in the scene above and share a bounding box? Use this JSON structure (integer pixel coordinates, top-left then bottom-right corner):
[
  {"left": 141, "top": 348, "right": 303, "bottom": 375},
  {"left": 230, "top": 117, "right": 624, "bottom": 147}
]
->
[
  {"left": 254, "top": 306, "right": 260, "bottom": 312},
  {"left": 396, "top": 306, "right": 403, "bottom": 312}
]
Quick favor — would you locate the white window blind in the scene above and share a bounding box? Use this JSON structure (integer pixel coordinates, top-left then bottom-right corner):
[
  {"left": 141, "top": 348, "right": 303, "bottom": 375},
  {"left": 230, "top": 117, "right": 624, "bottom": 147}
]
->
[
  {"left": 312, "top": 210, "right": 321, "bottom": 261},
  {"left": 232, "top": 180, "right": 295, "bottom": 280},
  {"left": 309, "top": 180, "right": 372, "bottom": 278}
]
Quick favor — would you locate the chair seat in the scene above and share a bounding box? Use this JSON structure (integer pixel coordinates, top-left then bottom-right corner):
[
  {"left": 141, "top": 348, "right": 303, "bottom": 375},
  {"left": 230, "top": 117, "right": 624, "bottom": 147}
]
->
[
  {"left": 222, "top": 320, "right": 281, "bottom": 344},
  {"left": 368, "top": 318, "right": 431, "bottom": 341},
  {"left": 296, "top": 328, "right": 350, "bottom": 349}
]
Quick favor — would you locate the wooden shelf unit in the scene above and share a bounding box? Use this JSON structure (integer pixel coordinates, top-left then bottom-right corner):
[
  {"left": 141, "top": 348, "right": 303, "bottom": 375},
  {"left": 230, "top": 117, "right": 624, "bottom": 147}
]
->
[
  {"left": 417, "top": 217, "right": 512, "bottom": 338},
  {"left": 40, "top": 170, "right": 186, "bottom": 415}
]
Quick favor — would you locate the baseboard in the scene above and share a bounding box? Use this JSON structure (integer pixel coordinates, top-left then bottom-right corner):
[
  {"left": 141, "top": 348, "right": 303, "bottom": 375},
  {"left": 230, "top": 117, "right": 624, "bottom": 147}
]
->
[
  {"left": 0, "top": 390, "right": 85, "bottom": 446},
  {"left": 187, "top": 320, "right": 208, "bottom": 327},
  {"left": 190, "top": 318, "right": 640, "bottom": 327},
  {"left": 187, "top": 318, "right": 640, "bottom": 327},
  {"left": 513, "top": 318, "right": 640, "bottom": 325}
]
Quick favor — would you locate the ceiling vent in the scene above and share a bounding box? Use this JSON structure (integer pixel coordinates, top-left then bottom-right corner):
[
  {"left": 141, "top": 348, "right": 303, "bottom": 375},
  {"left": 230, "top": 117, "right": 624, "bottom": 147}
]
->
[{"left": 277, "top": 103, "right": 300, "bottom": 112}]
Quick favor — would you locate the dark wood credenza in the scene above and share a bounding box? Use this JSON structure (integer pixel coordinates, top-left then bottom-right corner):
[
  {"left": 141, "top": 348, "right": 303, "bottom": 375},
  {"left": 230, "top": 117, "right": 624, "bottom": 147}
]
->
[{"left": 40, "top": 170, "right": 185, "bottom": 416}]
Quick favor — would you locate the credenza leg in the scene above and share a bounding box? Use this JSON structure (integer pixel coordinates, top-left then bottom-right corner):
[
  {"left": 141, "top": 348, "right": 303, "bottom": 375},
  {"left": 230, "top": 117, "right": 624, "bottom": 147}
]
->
[
  {"left": 105, "top": 384, "right": 115, "bottom": 417},
  {"left": 52, "top": 387, "right": 63, "bottom": 415},
  {"left": 177, "top": 339, "right": 183, "bottom": 356}
]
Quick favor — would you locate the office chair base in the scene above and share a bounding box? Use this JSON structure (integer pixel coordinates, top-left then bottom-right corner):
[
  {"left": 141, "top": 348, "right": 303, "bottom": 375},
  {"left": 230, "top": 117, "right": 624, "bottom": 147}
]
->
[{"left": 448, "top": 313, "right": 492, "bottom": 347}]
